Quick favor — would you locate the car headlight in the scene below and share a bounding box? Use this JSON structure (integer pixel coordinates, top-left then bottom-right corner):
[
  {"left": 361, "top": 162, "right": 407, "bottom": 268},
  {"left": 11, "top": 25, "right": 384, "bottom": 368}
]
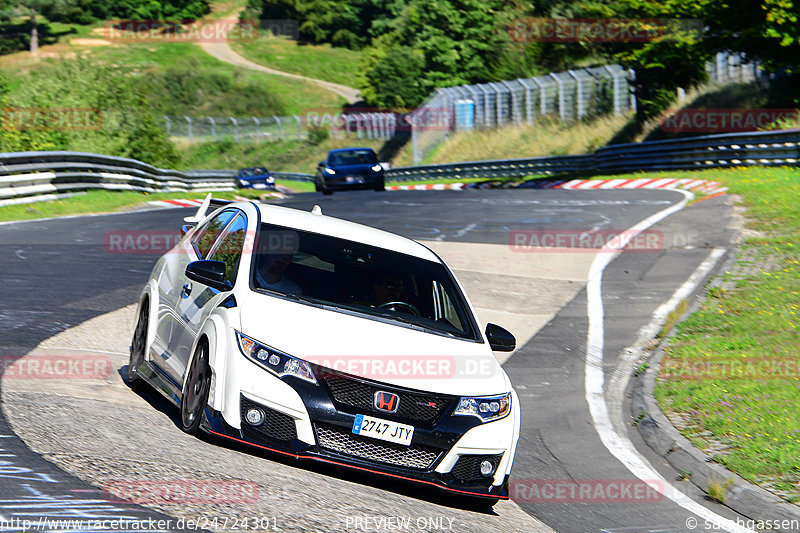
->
[
  {"left": 236, "top": 332, "right": 317, "bottom": 385},
  {"left": 324, "top": 167, "right": 336, "bottom": 175},
  {"left": 239, "top": 179, "right": 249, "bottom": 186},
  {"left": 454, "top": 393, "right": 511, "bottom": 422},
  {"left": 371, "top": 164, "right": 382, "bottom": 172}
]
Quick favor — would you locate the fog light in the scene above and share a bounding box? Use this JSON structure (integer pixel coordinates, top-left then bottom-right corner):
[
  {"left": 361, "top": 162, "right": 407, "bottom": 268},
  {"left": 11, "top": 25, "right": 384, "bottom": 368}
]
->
[
  {"left": 480, "top": 460, "right": 494, "bottom": 477},
  {"left": 245, "top": 408, "right": 265, "bottom": 426},
  {"left": 256, "top": 349, "right": 269, "bottom": 361},
  {"left": 268, "top": 353, "right": 281, "bottom": 366}
]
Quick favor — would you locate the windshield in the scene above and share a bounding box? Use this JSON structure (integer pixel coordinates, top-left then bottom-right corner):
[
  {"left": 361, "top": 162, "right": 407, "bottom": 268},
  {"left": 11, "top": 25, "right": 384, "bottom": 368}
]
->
[
  {"left": 329, "top": 149, "right": 378, "bottom": 166},
  {"left": 252, "top": 223, "right": 478, "bottom": 340}
]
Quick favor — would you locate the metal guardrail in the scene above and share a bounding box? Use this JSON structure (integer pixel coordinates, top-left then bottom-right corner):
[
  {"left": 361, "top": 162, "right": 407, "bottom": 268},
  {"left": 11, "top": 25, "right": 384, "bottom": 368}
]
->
[
  {"left": 388, "top": 129, "right": 800, "bottom": 182},
  {"left": 0, "top": 151, "right": 234, "bottom": 206},
  {"left": 1, "top": 129, "right": 798, "bottom": 205}
]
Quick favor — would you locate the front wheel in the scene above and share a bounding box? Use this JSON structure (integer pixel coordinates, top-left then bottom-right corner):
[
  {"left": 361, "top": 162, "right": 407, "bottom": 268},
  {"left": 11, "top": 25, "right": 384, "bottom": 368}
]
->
[
  {"left": 180, "top": 341, "right": 211, "bottom": 434},
  {"left": 374, "top": 178, "right": 385, "bottom": 192},
  {"left": 128, "top": 302, "right": 148, "bottom": 390}
]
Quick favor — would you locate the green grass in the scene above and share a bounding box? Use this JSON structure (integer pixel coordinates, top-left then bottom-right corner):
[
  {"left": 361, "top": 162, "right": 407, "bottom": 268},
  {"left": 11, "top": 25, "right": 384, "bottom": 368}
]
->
[
  {"left": 231, "top": 36, "right": 362, "bottom": 85},
  {"left": 87, "top": 41, "right": 344, "bottom": 116},
  {"left": 0, "top": 188, "right": 300, "bottom": 223},
  {"left": 650, "top": 166, "right": 800, "bottom": 503},
  {"left": 391, "top": 113, "right": 632, "bottom": 167},
  {"left": 177, "top": 137, "right": 385, "bottom": 173}
]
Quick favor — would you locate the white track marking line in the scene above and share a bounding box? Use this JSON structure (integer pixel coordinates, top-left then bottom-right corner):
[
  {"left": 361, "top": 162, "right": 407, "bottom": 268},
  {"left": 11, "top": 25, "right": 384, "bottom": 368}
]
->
[
  {"left": 584, "top": 190, "right": 752, "bottom": 532},
  {"left": 453, "top": 223, "right": 477, "bottom": 238}
]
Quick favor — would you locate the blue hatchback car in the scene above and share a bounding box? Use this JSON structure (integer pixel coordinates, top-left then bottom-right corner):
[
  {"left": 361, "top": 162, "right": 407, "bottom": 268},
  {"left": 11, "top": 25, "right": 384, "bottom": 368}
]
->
[
  {"left": 237, "top": 167, "right": 275, "bottom": 190},
  {"left": 315, "top": 148, "right": 385, "bottom": 195}
]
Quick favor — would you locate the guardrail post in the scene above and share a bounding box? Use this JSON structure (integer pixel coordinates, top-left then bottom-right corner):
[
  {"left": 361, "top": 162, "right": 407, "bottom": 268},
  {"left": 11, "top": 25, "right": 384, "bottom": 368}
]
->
[
  {"left": 274, "top": 116, "right": 282, "bottom": 140},
  {"left": 184, "top": 116, "right": 193, "bottom": 141},
  {"left": 629, "top": 69, "right": 636, "bottom": 112},
  {"left": 252, "top": 117, "right": 260, "bottom": 140},
  {"left": 532, "top": 77, "right": 546, "bottom": 116},
  {"left": 550, "top": 73, "right": 566, "bottom": 121},
  {"left": 412, "top": 110, "right": 420, "bottom": 164},
  {"left": 467, "top": 86, "right": 482, "bottom": 127},
  {"left": 207, "top": 117, "right": 216, "bottom": 142},
  {"left": 519, "top": 79, "right": 533, "bottom": 125},
  {"left": 568, "top": 70, "right": 584, "bottom": 119},
  {"left": 603, "top": 66, "right": 621, "bottom": 115},
  {"left": 478, "top": 85, "right": 491, "bottom": 127},
  {"left": 294, "top": 115, "right": 302, "bottom": 140},
  {"left": 230, "top": 117, "right": 239, "bottom": 143}
]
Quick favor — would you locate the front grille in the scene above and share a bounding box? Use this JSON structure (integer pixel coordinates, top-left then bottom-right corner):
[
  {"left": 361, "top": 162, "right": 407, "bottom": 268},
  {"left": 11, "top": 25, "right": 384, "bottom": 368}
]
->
[
  {"left": 315, "top": 423, "right": 441, "bottom": 470},
  {"left": 450, "top": 454, "right": 504, "bottom": 482},
  {"left": 323, "top": 375, "right": 453, "bottom": 425},
  {"left": 240, "top": 396, "right": 297, "bottom": 441}
]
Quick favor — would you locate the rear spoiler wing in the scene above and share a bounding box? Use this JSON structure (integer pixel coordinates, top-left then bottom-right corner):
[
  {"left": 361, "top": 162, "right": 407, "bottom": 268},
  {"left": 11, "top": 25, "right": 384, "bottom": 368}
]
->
[{"left": 183, "top": 194, "right": 233, "bottom": 223}]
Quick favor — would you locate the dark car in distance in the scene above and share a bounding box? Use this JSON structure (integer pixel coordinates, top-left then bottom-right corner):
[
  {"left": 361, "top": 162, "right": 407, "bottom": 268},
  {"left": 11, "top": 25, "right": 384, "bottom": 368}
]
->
[
  {"left": 315, "top": 148, "right": 385, "bottom": 195},
  {"left": 237, "top": 167, "right": 275, "bottom": 190}
]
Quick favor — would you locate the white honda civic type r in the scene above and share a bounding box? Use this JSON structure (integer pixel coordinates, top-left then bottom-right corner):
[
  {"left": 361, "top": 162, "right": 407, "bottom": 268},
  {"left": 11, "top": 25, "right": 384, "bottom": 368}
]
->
[{"left": 129, "top": 196, "right": 520, "bottom": 501}]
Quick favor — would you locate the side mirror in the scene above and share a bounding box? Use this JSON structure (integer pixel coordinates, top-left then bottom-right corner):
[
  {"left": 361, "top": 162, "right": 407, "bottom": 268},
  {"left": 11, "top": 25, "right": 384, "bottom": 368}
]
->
[
  {"left": 318, "top": 161, "right": 325, "bottom": 167},
  {"left": 186, "top": 260, "right": 231, "bottom": 292},
  {"left": 180, "top": 224, "right": 194, "bottom": 237},
  {"left": 485, "top": 323, "right": 515, "bottom": 352}
]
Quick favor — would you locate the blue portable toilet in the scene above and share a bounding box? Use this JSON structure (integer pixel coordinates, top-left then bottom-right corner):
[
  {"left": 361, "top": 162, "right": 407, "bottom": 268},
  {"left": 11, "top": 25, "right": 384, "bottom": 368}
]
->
[{"left": 455, "top": 99, "right": 475, "bottom": 130}]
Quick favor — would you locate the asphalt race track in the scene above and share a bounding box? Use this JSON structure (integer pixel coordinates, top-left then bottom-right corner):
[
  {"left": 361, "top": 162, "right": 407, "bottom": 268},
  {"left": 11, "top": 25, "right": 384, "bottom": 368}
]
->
[{"left": 0, "top": 188, "right": 748, "bottom": 532}]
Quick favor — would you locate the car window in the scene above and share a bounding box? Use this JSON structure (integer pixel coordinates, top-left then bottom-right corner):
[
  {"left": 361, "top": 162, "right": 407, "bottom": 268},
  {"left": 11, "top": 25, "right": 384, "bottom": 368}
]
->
[
  {"left": 252, "top": 223, "right": 478, "bottom": 340},
  {"left": 208, "top": 213, "right": 247, "bottom": 286},
  {"left": 192, "top": 209, "right": 236, "bottom": 259},
  {"left": 432, "top": 280, "right": 465, "bottom": 332},
  {"left": 330, "top": 149, "right": 378, "bottom": 166}
]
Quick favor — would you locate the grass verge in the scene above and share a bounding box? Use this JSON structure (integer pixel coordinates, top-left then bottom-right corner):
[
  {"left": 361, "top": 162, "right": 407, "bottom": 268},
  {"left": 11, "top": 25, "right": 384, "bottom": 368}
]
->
[
  {"left": 391, "top": 113, "right": 632, "bottom": 167},
  {"left": 651, "top": 166, "right": 800, "bottom": 503},
  {"left": 231, "top": 36, "right": 362, "bottom": 85},
  {"left": 176, "top": 137, "right": 385, "bottom": 172},
  {"left": 0, "top": 188, "right": 294, "bottom": 223}
]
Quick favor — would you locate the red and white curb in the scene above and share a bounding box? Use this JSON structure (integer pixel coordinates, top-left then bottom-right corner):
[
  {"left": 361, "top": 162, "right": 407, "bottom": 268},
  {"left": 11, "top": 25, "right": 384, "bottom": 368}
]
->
[
  {"left": 557, "top": 178, "right": 727, "bottom": 195},
  {"left": 386, "top": 183, "right": 466, "bottom": 191},
  {"left": 388, "top": 178, "right": 726, "bottom": 196},
  {"left": 147, "top": 192, "right": 286, "bottom": 209},
  {"left": 147, "top": 199, "right": 204, "bottom": 209}
]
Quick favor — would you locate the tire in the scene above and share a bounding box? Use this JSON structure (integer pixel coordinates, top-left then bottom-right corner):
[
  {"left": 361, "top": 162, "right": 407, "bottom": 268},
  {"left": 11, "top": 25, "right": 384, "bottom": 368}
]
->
[
  {"left": 180, "top": 341, "right": 211, "bottom": 435},
  {"left": 374, "top": 179, "right": 385, "bottom": 192},
  {"left": 322, "top": 188, "right": 333, "bottom": 196},
  {"left": 128, "top": 301, "right": 148, "bottom": 390},
  {"left": 314, "top": 179, "right": 321, "bottom": 192}
]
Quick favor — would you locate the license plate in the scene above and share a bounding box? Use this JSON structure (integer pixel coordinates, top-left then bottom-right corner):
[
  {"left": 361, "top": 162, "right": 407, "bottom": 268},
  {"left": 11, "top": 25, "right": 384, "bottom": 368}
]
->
[
  {"left": 345, "top": 176, "right": 365, "bottom": 183},
  {"left": 352, "top": 414, "right": 414, "bottom": 445}
]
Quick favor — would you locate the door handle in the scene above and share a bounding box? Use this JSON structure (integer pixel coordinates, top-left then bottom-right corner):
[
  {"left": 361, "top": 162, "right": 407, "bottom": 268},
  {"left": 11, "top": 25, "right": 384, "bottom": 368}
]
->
[{"left": 181, "top": 283, "right": 192, "bottom": 298}]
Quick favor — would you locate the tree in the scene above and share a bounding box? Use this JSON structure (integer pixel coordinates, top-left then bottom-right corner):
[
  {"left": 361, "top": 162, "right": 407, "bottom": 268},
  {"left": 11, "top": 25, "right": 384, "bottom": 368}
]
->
[{"left": 0, "top": 1, "right": 73, "bottom": 53}]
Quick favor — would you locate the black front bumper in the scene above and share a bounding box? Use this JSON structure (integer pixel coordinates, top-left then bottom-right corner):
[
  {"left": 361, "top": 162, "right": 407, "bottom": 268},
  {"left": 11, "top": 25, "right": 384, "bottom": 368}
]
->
[
  {"left": 322, "top": 174, "right": 383, "bottom": 191},
  {"left": 199, "top": 373, "right": 509, "bottom": 500}
]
